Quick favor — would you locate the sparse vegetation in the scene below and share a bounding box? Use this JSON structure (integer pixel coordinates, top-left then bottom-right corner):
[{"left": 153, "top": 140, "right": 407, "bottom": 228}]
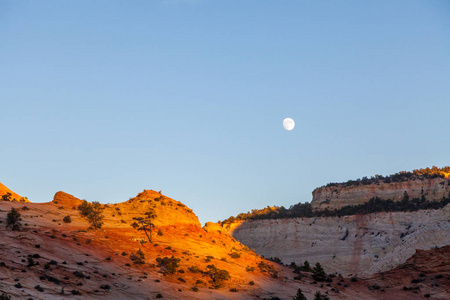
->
[
  {"left": 63, "top": 215, "right": 72, "bottom": 223},
  {"left": 258, "top": 261, "right": 278, "bottom": 278}
]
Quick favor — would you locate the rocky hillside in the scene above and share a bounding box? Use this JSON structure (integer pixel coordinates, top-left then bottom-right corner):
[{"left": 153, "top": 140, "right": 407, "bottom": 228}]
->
[
  {"left": 0, "top": 182, "right": 28, "bottom": 202},
  {"left": 312, "top": 177, "right": 450, "bottom": 210},
  {"left": 226, "top": 205, "right": 450, "bottom": 277},
  {"left": 1, "top": 183, "right": 448, "bottom": 299}
]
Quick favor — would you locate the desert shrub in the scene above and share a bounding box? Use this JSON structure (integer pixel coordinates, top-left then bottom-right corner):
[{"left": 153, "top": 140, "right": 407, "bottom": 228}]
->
[
  {"left": 258, "top": 261, "right": 278, "bottom": 278},
  {"left": 1, "top": 193, "right": 12, "bottom": 201},
  {"left": 27, "top": 257, "right": 38, "bottom": 267},
  {"left": 269, "top": 257, "right": 282, "bottom": 264},
  {"left": 14, "top": 282, "right": 22, "bottom": 288},
  {"left": 350, "top": 277, "right": 357, "bottom": 282},
  {"left": 205, "top": 264, "right": 230, "bottom": 289},
  {"left": 6, "top": 208, "right": 22, "bottom": 231},
  {"left": 63, "top": 215, "right": 72, "bottom": 223},
  {"left": 22, "top": 206, "right": 29, "bottom": 211},
  {"left": 130, "top": 248, "right": 145, "bottom": 265},
  {"left": 249, "top": 280, "right": 255, "bottom": 285},
  {"left": 312, "top": 262, "right": 327, "bottom": 282},
  {"left": 71, "top": 290, "right": 82, "bottom": 295},
  {"left": 228, "top": 252, "right": 241, "bottom": 259},
  {"left": 188, "top": 266, "right": 202, "bottom": 273},
  {"left": 0, "top": 293, "right": 11, "bottom": 300},
  {"left": 34, "top": 285, "right": 44, "bottom": 292},
  {"left": 177, "top": 277, "right": 185, "bottom": 282},
  {"left": 73, "top": 271, "right": 85, "bottom": 278},
  {"left": 191, "top": 287, "right": 199, "bottom": 292},
  {"left": 131, "top": 222, "right": 139, "bottom": 229},
  {"left": 156, "top": 256, "right": 180, "bottom": 274},
  {"left": 158, "top": 229, "right": 163, "bottom": 236},
  {"left": 100, "top": 284, "right": 111, "bottom": 290},
  {"left": 230, "top": 288, "right": 238, "bottom": 292}
]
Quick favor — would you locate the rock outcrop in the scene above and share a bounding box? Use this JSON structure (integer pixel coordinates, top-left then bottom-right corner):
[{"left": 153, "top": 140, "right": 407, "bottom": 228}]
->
[
  {"left": 227, "top": 204, "right": 450, "bottom": 276},
  {"left": 109, "top": 189, "right": 202, "bottom": 227},
  {"left": 0, "top": 181, "right": 28, "bottom": 202},
  {"left": 52, "top": 191, "right": 83, "bottom": 208},
  {"left": 311, "top": 177, "right": 450, "bottom": 210}
]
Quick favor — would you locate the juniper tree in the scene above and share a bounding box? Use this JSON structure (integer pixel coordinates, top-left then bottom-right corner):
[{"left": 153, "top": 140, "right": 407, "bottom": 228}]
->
[
  {"left": 86, "top": 201, "right": 104, "bottom": 229},
  {"left": 6, "top": 207, "right": 22, "bottom": 231},
  {"left": 132, "top": 209, "right": 157, "bottom": 243},
  {"left": 293, "top": 288, "right": 307, "bottom": 300},
  {"left": 312, "top": 262, "right": 327, "bottom": 281}
]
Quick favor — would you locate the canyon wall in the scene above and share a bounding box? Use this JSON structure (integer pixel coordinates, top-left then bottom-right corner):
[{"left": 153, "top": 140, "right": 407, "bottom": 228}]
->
[
  {"left": 227, "top": 205, "right": 450, "bottom": 276},
  {"left": 311, "top": 177, "right": 450, "bottom": 210}
]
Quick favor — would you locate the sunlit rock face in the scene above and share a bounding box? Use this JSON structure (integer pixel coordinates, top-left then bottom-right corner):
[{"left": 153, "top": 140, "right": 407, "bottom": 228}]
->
[
  {"left": 311, "top": 177, "right": 450, "bottom": 210},
  {"left": 228, "top": 205, "right": 450, "bottom": 276},
  {"left": 0, "top": 182, "right": 28, "bottom": 202}
]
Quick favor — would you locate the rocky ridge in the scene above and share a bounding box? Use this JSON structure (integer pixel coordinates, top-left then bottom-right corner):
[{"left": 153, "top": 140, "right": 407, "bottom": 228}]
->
[{"left": 311, "top": 175, "right": 450, "bottom": 210}]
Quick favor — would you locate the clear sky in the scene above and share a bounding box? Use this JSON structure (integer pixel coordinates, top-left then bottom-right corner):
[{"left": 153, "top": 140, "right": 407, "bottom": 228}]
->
[{"left": 1, "top": 1, "right": 449, "bottom": 225}]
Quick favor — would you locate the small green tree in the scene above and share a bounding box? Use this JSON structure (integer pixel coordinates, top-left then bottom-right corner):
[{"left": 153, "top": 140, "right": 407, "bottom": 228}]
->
[
  {"left": 132, "top": 209, "right": 157, "bottom": 243},
  {"left": 7, "top": 207, "right": 22, "bottom": 231},
  {"left": 86, "top": 201, "right": 104, "bottom": 229},
  {"left": 293, "top": 288, "right": 307, "bottom": 300},
  {"left": 312, "top": 262, "right": 327, "bottom": 282},
  {"left": 301, "top": 260, "right": 311, "bottom": 272}
]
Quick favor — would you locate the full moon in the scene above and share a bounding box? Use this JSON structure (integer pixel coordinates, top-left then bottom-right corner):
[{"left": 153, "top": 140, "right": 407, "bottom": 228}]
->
[{"left": 283, "top": 118, "right": 295, "bottom": 131}]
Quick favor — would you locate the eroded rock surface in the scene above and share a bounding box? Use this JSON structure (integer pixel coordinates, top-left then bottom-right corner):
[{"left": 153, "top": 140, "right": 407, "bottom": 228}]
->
[{"left": 228, "top": 205, "right": 450, "bottom": 276}]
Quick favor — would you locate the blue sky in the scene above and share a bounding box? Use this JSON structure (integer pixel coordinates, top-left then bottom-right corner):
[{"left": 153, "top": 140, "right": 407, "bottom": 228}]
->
[{"left": 1, "top": 1, "right": 449, "bottom": 224}]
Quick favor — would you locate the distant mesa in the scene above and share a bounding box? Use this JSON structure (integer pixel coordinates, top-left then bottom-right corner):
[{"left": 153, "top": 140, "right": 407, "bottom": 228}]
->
[
  {"left": 0, "top": 181, "right": 29, "bottom": 202},
  {"left": 311, "top": 166, "right": 450, "bottom": 210}
]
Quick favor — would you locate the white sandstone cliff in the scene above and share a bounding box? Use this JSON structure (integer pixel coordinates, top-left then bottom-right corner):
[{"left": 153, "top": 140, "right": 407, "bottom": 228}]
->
[{"left": 226, "top": 204, "right": 450, "bottom": 276}]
